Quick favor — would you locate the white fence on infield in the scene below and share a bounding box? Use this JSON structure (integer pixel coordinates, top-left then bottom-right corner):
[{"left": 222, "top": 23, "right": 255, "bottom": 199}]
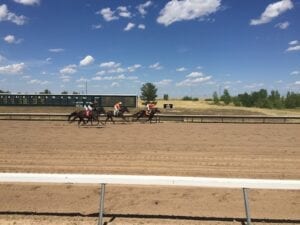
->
[{"left": 0, "top": 173, "right": 300, "bottom": 225}]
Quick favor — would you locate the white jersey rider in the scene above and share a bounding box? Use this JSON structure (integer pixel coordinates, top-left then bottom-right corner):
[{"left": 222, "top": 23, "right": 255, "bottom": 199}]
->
[
  {"left": 146, "top": 102, "right": 156, "bottom": 115},
  {"left": 114, "top": 101, "right": 122, "bottom": 116}
]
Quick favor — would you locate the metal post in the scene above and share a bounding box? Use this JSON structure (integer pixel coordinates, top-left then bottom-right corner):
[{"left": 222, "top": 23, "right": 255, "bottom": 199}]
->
[
  {"left": 242, "top": 188, "right": 251, "bottom": 225},
  {"left": 98, "top": 184, "right": 106, "bottom": 225}
]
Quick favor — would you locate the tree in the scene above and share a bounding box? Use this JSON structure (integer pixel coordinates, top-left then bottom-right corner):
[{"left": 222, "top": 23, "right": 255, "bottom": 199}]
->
[
  {"left": 61, "top": 91, "right": 68, "bottom": 94},
  {"left": 140, "top": 83, "right": 157, "bottom": 103},
  {"left": 220, "top": 89, "right": 231, "bottom": 105},
  {"left": 163, "top": 94, "right": 169, "bottom": 101},
  {"left": 213, "top": 91, "right": 219, "bottom": 104},
  {"left": 40, "top": 89, "right": 51, "bottom": 94}
]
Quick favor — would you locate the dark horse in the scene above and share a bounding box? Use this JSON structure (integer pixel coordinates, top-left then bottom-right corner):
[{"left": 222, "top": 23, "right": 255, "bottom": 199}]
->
[
  {"left": 105, "top": 106, "right": 129, "bottom": 124},
  {"left": 132, "top": 108, "right": 160, "bottom": 123},
  {"left": 68, "top": 107, "right": 106, "bottom": 126}
]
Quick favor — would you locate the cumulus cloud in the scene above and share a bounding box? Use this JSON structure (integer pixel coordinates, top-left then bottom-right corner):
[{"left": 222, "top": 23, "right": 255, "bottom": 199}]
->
[
  {"left": 98, "top": 8, "right": 118, "bottom": 21},
  {"left": 157, "top": 0, "right": 221, "bottom": 26},
  {"left": 250, "top": 0, "right": 293, "bottom": 26},
  {"left": 92, "top": 24, "right": 102, "bottom": 30},
  {"left": 289, "top": 40, "right": 298, "bottom": 45},
  {"left": 155, "top": 79, "right": 172, "bottom": 86},
  {"left": 124, "top": 22, "right": 135, "bottom": 31},
  {"left": 79, "top": 55, "right": 95, "bottom": 66},
  {"left": 285, "top": 40, "right": 300, "bottom": 52},
  {"left": 176, "top": 71, "right": 211, "bottom": 86},
  {"left": 48, "top": 48, "right": 64, "bottom": 53},
  {"left": 149, "top": 62, "right": 162, "bottom": 70},
  {"left": 27, "top": 79, "right": 49, "bottom": 85},
  {"left": 295, "top": 81, "right": 300, "bottom": 85},
  {"left": 0, "top": 4, "right": 27, "bottom": 25},
  {"left": 60, "top": 64, "right": 77, "bottom": 74},
  {"left": 13, "top": 0, "right": 40, "bottom": 6},
  {"left": 117, "top": 6, "right": 131, "bottom": 18},
  {"left": 100, "top": 61, "right": 121, "bottom": 68},
  {"left": 176, "top": 67, "right": 187, "bottom": 72},
  {"left": 138, "top": 24, "right": 146, "bottom": 29},
  {"left": 3, "top": 34, "right": 22, "bottom": 44},
  {"left": 128, "top": 64, "right": 142, "bottom": 72},
  {"left": 275, "top": 21, "right": 289, "bottom": 29},
  {"left": 0, "top": 62, "right": 25, "bottom": 75},
  {"left": 290, "top": 71, "right": 300, "bottom": 75},
  {"left": 137, "top": 1, "right": 152, "bottom": 16}
]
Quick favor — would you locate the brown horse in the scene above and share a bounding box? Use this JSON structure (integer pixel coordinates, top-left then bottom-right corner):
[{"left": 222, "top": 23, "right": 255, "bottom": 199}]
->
[
  {"left": 132, "top": 108, "right": 160, "bottom": 123},
  {"left": 68, "top": 107, "right": 105, "bottom": 126},
  {"left": 105, "top": 106, "right": 129, "bottom": 124}
]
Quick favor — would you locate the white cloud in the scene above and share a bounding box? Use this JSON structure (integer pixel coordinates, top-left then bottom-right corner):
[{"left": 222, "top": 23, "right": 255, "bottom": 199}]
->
[
  {"left": 275, "top": 21, "right": 289, "bottom": 29},
  {"left": 286, "top": 45, "right": 300, "bottom": 52},
  {"left": 137, "top": 1, "right": 152, "bottom": 16},
  {"left": 4, "top": 34, "right": 20, "bottom": 44},
  {"left": 176, "top": 75, "right": 211, "bottom": 86},
  {"left": 157, "top": 0, "right": 221, "bottom": 26},
  {"left": 98, "top": 8, "right": 118, "bottom": 21},
  {"left": 117, "top": 6, "right": 131, "bottom": 18},
  {"left": 128, "top": 64, "right": 142, "bottom": 72},
  {"left": 176, "top": 67, "right": 187, "bottom": 72},
  {"left": 250, "top": 0, "right": 293, "bottom": 26},
  {"left": 108, "top": 67, "right": 126, "bottom": 74},
  {"left": 124, "top": 22, "right": 135, "bottom": 31},
  {"left": 48, "top": 48, "right": 64, "bottom": 53},
  {"left": 28, "top": 79, "right": 49, "bottom": 85},
  {"left": 149, "top": 62, "right": 162, "bottom": 70},
  {"left": 111, "top": 82, "right": 120, "bottom": 87},
  {"left": 155, "top": 79, "right": 172, "bottom": 86},
  {"left": 186, "top": 71, "right": 203, "bottom": 78},
  {"left": 138, "top": 24, "right": 146, "bottom": 29},
  {"left": 92, "top": 24, "right": 102, "bottom": 30},
  {"left": 76, "top": 77, "right": 88, "bottom": 83},
  {"left": 294, "top": 81, "right": 300, "bottom": 85},
  {"left": 79, "top": 55, "right": 95, "bottom": 66},
  {"left": 0, "top": 54, "right": 7, "bottom": 63},
  {"left": 0, "top": 4, "right": 27, "bottom": 25},
  {"left": 290, "top": 71, "right": 300, "bottom": 75},
  {"left": 60, "top": 64, "right": 77, "bottom": 74},
  {"left": 289, "top": 40, "right": 298, "bottom": 45},
  {"left": 96, "top": 70, "right": 106, "bottom": 76},
  {"left": 100, "top": 61, "right": 121, "bottom": 68},
  {"left": 13, "top": 0, "right": 40, "bottom": 6},
  {"left": 244, "top": 83, "right": 264, "bottom": 89},
  {"left": 0, "top": 62, "right": 25, "bottom": 75}
]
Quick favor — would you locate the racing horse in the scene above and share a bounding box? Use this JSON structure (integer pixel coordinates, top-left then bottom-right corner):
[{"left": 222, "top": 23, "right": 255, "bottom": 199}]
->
[
  {"left": 132, "top": 108, "right": 160, "bottom": 123},
  {"left": 105, "top": 106, "right": 129, "bottom": 124},
  {"left": 68, "top": 107, "right": 106, "bottom": 126}
]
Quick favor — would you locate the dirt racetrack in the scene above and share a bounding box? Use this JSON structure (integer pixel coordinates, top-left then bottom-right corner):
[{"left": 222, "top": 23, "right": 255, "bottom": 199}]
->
[{"left": 0, "top": 121, "right": 299, "bottom": 225}]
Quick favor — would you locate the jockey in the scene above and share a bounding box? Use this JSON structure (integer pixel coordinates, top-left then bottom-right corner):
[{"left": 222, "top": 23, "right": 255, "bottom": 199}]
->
[
  {"left": 146, "top": 102, "right": 156, "bottom": 115},
  {"left": 114, "top": 101, "right": 122, "bottom": 116},
  {"left": 84, "top": 102, "right": 93, "bottom": 117}
]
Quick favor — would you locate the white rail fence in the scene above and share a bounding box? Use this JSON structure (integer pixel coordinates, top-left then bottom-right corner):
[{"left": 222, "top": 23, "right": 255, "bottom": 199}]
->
[
  {"left": 1, "top": 112, "right": 300, "bottom": 124},
  {"left": 0, "top": 173, "right": 300, "bottom": 225}
]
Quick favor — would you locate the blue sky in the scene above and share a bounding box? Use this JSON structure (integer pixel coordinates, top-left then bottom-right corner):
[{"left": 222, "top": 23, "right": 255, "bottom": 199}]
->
[{"left": 0, "top": 0, "right": 299, "bottom": 97}]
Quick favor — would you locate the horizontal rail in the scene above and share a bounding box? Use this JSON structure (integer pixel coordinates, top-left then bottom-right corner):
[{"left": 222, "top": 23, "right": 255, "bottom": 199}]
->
[
  {"left": 0, "top": 113, "right": 300, "bottom": 123},
  {"left": 0, "top": 173, "right": 299, "bottom": 190}
]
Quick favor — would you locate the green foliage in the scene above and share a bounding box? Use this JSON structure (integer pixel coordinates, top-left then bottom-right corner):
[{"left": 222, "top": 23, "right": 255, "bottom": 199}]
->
[
  {"left": 182, "top": 96, "right": 198, "bottom": 101},
  {"left": 140, "top": 82, "right": 158, "bottom": 102},
  {"left": 220, "top": 89, "right": 231, "bottom": 105},
  {"left": 163, "top": 94, "right": 169, "bottom": 101},
  {"left": 0, "top": 89, "right": 10, "bottom": 93},
  {"left": 40, "top": 89, "right": 51, "bottom": 94},
  {"left": 213, "top": 91, "right": 219, "bottom": 104},
  {"left": 231, "top": 89, "right": 300, "bottom": 109},
  {"left": 61, "top": 91, "right": 68, "bottom": 94}
]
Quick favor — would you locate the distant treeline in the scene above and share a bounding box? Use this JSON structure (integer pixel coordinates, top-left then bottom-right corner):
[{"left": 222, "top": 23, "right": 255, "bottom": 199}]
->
[{"left": 213, "top": 89, "right": 300, "bottom": 109}]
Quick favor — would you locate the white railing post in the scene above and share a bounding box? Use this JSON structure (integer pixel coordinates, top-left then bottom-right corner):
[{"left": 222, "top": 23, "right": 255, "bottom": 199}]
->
[
  {"left": 98, "top": 183, "right": 106, "bottom": 225},
  {"left": 243, "top": 188, "right": 251, "bottom": 225}
]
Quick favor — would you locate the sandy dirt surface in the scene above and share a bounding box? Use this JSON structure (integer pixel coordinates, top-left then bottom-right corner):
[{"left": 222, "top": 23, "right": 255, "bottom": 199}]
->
[{"left": 0, "top": 121, "right": 299, "bottom": 225}]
